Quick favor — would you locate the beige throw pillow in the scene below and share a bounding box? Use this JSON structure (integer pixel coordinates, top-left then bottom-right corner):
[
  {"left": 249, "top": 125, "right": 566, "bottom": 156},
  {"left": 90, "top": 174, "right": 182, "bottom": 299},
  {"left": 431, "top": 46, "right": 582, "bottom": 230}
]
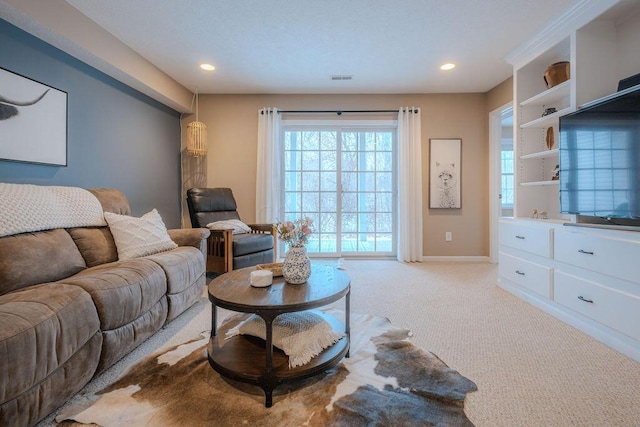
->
[
  {"left": 225, "top": 310, "right": 344, "bottom": 368},
  {"left": 104, "top": 209, "right": 177, "bottom": 260},
  {"left": 206, "top": 219, "right": 252, "bottom": 234}
]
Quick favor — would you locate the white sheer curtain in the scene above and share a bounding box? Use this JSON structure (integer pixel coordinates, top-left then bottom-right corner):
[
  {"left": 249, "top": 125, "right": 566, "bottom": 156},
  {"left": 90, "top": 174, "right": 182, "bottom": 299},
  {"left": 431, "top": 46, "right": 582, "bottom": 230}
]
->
[
  {"left": 397, "top": 107, "right": 423, "bottom": 262},
  {"left": 256, "top": 108, "right": 281, "bottom": 223}
]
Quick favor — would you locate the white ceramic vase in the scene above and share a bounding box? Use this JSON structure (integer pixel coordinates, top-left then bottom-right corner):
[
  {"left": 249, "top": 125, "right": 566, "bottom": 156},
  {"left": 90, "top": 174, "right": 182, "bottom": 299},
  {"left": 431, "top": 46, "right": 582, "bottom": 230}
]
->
[{"left": 282, "top": 246, "right": 311, "bottom": 284}]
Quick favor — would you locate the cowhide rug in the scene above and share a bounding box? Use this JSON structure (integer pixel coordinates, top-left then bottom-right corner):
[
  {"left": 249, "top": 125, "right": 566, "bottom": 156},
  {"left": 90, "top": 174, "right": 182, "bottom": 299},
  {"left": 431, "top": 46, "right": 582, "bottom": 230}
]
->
[{"left": 56, "top": 311, "right": 477, "bottom": 426}]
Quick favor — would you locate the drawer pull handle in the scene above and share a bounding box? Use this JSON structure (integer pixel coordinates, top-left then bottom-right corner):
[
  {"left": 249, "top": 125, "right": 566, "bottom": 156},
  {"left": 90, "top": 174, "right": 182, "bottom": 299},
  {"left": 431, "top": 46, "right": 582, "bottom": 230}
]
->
[
  {"left": 578, "top": 249, "right": 594, "bottom": 255},
  {"left": 578, "top": 296, "right": 593, "bottom": 304},
  {"left": 515, "top": 270, "right": 525, "bottom": 276},
  {"left": 515, "top": 235, "right": 525, "bottom": 240}
]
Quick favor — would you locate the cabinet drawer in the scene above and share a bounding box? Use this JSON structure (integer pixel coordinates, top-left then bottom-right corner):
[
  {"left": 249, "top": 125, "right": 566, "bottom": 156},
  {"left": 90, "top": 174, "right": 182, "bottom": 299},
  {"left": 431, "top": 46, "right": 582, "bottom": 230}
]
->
[
  {"left": 554, "top": 229, "right": 640, "bottom": 283},
  {"left": 499, "top": 221, "right": 552, "bottom": 258},
  {"left": 554, "top": 271, "right": 640, "bottom": 342},
  {"left": 499, "top": 252, "right": 553, "bottom": 298}
]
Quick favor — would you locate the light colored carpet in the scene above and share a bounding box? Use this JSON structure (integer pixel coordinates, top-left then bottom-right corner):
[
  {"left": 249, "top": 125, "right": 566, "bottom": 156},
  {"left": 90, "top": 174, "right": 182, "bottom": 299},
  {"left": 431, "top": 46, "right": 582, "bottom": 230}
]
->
[{"left": 40, "top": 260, "right": 640, "bottom": 426}]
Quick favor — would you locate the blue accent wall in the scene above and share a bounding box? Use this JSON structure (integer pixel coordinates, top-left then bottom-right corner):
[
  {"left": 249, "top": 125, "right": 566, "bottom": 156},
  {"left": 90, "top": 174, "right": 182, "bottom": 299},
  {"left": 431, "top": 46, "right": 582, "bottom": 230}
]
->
[{"left": 0, "top": 18, "right": 182, "bottom": 228}]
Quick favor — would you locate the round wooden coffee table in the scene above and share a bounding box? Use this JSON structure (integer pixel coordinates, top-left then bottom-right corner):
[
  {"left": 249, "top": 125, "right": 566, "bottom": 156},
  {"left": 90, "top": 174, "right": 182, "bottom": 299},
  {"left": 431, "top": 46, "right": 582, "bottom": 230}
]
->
[{"left": 207, "top": 264, "right": 350, "bottom": 407}]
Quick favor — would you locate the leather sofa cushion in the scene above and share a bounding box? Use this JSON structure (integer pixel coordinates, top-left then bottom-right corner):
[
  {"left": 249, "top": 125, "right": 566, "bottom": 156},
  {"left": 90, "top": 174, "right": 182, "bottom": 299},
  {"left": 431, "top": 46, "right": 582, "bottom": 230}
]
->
[
  {"left": 165, "top": 278, "right": 204, "bottom": 322},
  {"left": 87, "top": 188, "right": 131, "bottom": 215},
  {"left": 0, "top": 229, "right": 86, "bottom": 296},
  {"left": 0, "top": 333, "right": 102, "bottom": 427},
  {"left": 60, "top": 259, "right": 167, "bottom": 331},
  {"left": 68, "top": 227, "right": 118, "bottom": 267},
  {"left": 0, "top": 283, "right": 101, "bottom": 408},
  {"left": 145, "top": 246, "right": 205, "bottom": 295},
  {"left": 97, "top": 297, "right": 167, "bottom": 373}
]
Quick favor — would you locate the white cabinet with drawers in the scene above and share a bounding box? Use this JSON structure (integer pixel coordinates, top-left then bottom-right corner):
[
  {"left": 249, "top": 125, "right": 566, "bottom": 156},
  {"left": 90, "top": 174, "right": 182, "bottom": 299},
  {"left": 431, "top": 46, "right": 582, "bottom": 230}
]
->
[
  {"left": 499, "top": 220, "right": 553, "bottom": 258},
  {"left": 498, "top": 218, "right": 555, "bottom": 303},
  {"left": 553, "top": 228, "right": 640, "bottom": 360},
  {"left": 554, "top": 229, "right": 640, "bottom": 284},
  {"left": 499, "top": 252, "right": 553, "bottom": 298},
  {"left": 498, "top": 218, "right": 640, "bottom": 362},
  {"left": 554, "top": 271, "right": 640, "bottom": 344}
]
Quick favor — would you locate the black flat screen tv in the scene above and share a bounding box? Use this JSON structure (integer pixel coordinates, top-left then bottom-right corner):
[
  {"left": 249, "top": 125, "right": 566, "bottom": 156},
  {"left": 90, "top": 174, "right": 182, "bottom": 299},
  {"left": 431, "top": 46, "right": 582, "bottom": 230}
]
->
[{"left": 559, "top": 85, "right": 640, "bottom": 228}]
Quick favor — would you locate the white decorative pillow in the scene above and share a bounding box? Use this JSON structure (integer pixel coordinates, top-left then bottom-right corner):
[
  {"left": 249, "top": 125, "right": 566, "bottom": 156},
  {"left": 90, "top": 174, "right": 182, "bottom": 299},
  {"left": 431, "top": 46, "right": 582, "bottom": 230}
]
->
[
  {"left": 225, "top": 310, "right": 344, "bottom": 368},
  {"left": 104, "top": 209, "right": 177, "bottom": 260},
  {"left": 206, "top": 219, "right": 252, "bottom": 235}
]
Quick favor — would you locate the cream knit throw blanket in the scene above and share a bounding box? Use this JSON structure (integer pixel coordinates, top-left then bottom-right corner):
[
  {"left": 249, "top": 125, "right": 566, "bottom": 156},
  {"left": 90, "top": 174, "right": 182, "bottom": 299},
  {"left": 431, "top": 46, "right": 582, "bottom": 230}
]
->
[
  {"left": 225, "top": 310, "right": 345, "bottom": 368},
  {"left": 0, "top": 183, "right": 107, "bottom": 237}
]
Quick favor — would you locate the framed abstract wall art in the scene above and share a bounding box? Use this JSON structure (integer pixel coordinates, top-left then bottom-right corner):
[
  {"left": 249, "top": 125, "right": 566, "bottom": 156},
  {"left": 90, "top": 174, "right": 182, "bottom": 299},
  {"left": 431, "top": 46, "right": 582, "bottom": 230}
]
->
[
  {"left": 0, "top": 67, "right": 68, "bottom": 166},
  {"left": 429, "top": 138, "right": 462, "bottom": 209}
]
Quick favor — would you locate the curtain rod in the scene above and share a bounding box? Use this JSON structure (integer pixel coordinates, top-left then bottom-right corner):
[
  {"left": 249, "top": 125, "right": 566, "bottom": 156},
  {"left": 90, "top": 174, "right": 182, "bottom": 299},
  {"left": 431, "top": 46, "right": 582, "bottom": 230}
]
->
[{"left": 260, "top": 109, "right": 418, "bottom": 115}]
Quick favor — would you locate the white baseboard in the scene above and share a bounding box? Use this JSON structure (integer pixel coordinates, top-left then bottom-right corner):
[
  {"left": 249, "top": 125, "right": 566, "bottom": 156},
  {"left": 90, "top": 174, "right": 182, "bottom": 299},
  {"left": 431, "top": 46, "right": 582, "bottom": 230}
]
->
[{"left": 421, "top": 256, "right": 490, "bottom": 262}]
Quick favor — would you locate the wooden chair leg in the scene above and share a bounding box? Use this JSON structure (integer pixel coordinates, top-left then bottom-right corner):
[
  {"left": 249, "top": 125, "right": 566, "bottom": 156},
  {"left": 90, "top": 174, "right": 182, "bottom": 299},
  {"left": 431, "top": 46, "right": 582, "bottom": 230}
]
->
[
  {"left": 206, "top": 229, "right": 234, "bottom": 274},
  {"left": 223, "top": 229, "right": 233, "bottom": 272}
]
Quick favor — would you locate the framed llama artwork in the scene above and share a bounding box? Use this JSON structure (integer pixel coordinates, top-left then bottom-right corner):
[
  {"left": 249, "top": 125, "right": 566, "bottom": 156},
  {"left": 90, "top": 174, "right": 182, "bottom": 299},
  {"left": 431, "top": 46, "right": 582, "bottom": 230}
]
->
[
  {"left": 0, "top": 67, "right": 68, "bottom": 166},
  {"left": 429, "top": 138, "right": 462, "bottom": 209}
]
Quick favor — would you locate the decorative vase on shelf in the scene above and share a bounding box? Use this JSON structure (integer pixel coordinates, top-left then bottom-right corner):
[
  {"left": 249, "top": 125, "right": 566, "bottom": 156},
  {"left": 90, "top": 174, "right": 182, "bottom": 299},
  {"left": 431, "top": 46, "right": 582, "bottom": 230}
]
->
[
  {"left": 282, "top": 246, "right": 311, "bottom": 284},
  {"left": 546, "top": 127, "right": 555, "bottom": 150}
]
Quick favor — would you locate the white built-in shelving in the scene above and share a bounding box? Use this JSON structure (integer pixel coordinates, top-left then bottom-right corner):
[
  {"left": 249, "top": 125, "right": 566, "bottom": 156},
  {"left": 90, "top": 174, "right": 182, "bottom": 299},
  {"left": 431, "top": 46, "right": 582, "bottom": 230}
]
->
[
  {"left": 520, "top": 148, "right": 559, "bottom": 160},
  {"left": 520, "top": 80, "right": 571, "bottom": 107},
  {"left": 519, "top": 108, "right": 572, "bottom": 129},
  {"left": 519, "top": 180, "right": 560, "bottom": 187},
  {"left": 506, "top": 0, "right": 636, "bottom": 220},
  {"left": 499, "top": 0, "right": 640, "bottom": 364}
]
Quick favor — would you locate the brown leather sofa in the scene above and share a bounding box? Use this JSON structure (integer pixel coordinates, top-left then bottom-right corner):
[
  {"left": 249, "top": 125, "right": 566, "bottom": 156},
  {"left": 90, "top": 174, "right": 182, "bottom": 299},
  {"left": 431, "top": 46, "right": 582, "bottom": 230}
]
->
[{"left": 0, "top": 188, "right": 210, "bottom": 426}]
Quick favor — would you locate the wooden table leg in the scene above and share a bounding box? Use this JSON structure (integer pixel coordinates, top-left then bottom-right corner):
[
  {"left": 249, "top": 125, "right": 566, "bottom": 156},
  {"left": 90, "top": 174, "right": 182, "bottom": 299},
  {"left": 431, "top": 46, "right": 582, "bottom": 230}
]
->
[
  {"left": 211, "top": 304, "right": 218, "bottom": 338},
  {"left": 260, "top": 312, "right": 277, "bottom": 407},
  {"left": 264, "top": 386, "right": 274, "bottom": 408}
]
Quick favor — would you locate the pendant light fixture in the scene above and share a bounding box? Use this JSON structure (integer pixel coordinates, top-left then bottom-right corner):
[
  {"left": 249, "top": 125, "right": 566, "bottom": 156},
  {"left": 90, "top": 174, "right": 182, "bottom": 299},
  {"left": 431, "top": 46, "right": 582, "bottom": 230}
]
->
[{"left": 186, "top": 91, "right": 207, "bottom": 157}]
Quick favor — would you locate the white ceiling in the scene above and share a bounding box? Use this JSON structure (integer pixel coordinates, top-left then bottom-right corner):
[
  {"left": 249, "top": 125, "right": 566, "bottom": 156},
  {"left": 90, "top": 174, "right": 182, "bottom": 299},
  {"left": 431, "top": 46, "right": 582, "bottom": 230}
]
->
[{"left": 62, "top": 0, "right": 583, "bottom": 95}]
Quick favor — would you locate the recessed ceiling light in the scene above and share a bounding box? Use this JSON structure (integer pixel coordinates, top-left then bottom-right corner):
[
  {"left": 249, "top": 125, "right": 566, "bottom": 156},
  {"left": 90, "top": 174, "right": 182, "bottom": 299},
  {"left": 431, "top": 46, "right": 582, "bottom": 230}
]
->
[
  {"left": 440, "top": 63, "right": 456, "bottom": 71},
  {"left": 200, "top": 63, "right": 215, "bottom": 71}
]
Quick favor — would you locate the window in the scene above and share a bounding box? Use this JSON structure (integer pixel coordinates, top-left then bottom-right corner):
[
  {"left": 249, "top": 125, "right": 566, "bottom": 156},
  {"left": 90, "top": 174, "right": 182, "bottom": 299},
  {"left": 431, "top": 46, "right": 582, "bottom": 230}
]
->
[
  {"left": 501, "top": 149, "right": 514, "bottom": 208},
  {"left": 282, "top": 123, "right": 396, "bottom": 256}
]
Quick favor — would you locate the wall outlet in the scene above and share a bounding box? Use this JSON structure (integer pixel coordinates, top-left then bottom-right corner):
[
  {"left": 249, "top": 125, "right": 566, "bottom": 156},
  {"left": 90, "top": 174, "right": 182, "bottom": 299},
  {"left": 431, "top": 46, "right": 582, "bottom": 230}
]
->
[{"left": 445, "top": 232, "right": 452, "bottom": 242}]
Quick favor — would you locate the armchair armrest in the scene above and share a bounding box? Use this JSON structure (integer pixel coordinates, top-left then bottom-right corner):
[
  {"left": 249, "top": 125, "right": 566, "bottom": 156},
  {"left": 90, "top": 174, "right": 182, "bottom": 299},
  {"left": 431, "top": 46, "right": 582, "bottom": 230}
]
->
[
  {"left": 168, "top": 228, "right": 211, "bottom": 260},
  {"left": 247, "top": 223, "right": 275, "bottom": 233},
  {"left": 199, "top": 224, "right": 278, "bottom": 274},
  {"left": 205, "top": 228, "right": 234, "bottom": 272}
]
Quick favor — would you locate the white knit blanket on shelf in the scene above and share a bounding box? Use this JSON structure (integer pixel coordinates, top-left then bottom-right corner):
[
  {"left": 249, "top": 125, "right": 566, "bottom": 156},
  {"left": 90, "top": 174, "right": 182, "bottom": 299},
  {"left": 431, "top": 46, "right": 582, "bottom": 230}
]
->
[{"left": 0, "top": 183, "right": 107, "bottom": 237}]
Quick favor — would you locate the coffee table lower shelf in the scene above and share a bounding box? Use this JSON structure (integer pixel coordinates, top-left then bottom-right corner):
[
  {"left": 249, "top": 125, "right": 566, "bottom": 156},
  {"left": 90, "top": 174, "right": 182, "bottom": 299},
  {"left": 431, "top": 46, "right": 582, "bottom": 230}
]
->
[{"left": 207, "top": 312, "right": 349, "bottom": 406}]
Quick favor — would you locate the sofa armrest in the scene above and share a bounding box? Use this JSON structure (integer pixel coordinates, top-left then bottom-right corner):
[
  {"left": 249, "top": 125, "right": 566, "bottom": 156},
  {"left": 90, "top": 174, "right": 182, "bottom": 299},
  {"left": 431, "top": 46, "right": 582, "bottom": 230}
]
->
[{"left": 168, "top": 228, "right": 211, "bottom": 260}]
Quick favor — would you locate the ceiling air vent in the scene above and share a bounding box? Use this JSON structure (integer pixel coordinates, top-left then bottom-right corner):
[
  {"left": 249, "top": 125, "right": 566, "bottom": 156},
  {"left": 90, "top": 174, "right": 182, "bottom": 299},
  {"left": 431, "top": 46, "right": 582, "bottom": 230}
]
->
[{"left": 331, "top": 75, "right": 353, "bottom": 81}]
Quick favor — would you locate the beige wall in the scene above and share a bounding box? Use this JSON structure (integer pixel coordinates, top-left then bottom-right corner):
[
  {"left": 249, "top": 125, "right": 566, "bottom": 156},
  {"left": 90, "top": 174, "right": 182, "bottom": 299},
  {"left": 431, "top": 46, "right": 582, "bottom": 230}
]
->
[
  {"left": 487, "top": 76, "right": 513, "bottom": 112},
  {"left": 183, "top": 88, "right": 513, "bottom": 257}
]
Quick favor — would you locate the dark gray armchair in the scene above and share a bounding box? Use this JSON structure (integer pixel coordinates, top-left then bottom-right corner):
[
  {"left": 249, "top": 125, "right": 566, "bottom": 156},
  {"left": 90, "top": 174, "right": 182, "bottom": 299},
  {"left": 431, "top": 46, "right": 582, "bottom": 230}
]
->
[{"left": 186, "top": 187, "right": 276, "bottom": 274}]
